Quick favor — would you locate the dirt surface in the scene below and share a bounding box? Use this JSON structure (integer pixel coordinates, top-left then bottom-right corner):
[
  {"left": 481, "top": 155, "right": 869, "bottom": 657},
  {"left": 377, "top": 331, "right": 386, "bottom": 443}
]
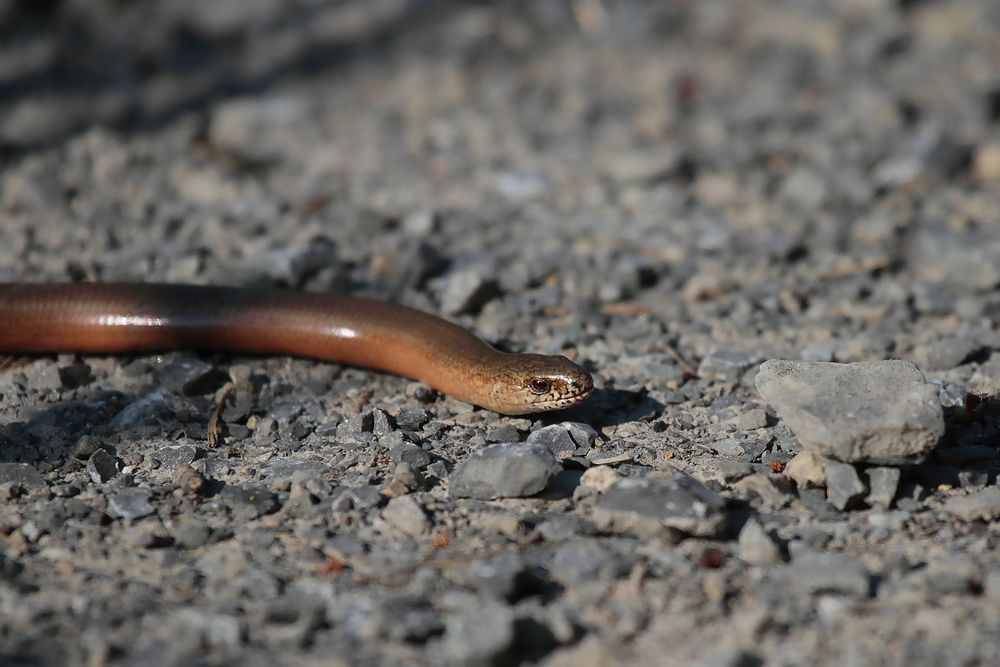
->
[{"left": 1, "top": 1, "right": 999, "bottom": 665}]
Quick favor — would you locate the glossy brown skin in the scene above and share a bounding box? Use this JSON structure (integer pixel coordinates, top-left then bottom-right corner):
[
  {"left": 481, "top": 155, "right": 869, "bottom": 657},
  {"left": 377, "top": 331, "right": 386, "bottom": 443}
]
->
[{"left": 0, "top": 283, "right": 594, "bottom": 414}]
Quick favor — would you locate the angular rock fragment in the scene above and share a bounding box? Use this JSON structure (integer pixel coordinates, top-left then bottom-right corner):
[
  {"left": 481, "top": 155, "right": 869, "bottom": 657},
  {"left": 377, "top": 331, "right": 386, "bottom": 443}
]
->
[
  {"left": 593, "top": 475, "right": 727, "bottom": 537},
  {"left": 449, "top": 443, "right": 561, "bottom": 500},
  {"left": 824, "top": 461, "right": 867, "bottom": 511},
  {"left": 864, "top": 467, "right": 901, "bottom": 509},
  {"left": 755, "top": 360, "right": 944, "bottom": 464}
]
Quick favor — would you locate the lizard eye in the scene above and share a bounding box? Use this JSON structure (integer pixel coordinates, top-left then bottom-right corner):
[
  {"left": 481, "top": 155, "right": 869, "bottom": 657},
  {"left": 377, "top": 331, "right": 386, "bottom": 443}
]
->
[{"left": 528, "top": 378, "right": 551, "bottom": 395}]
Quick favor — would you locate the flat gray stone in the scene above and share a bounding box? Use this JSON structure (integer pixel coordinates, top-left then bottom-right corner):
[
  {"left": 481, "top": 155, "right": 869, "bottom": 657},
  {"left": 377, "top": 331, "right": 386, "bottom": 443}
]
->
[
  {"left": 755, "top": 360, "right": 944, "bottom": 464},
  {"left": 109, "top": 488, "right": 155, "bottom": 520},
  {"left": 942, "top": 488, "right": 1000, "bottom": 522},
  {"left": 449, "top": 442, "right": 561, "bottom": 500},
  {"left": 593, "top": 475, "right": 728, "bottom": 537},
  {"left": 0, "top": 463, "right": 45, "bottom": 489},
  {"left": 388, "top": 441, "right": 431, "bottom": 469}
]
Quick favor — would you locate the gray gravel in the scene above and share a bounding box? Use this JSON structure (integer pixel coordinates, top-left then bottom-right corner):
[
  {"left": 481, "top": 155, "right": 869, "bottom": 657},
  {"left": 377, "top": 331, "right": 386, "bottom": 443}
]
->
[{"left": 1, "top": 1, "right": 1000, "bottom": 666}]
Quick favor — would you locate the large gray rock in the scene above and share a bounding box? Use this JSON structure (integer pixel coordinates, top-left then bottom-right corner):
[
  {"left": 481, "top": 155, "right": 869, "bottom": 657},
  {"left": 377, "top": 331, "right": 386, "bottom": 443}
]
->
[
  {"left": 755, "top": 360, "right": 944, "bottom": 464},
  {"left": 449, "top": 443, "right": 561, "bottom": 500},
  {"left": 592, "top": 475, "right": 727, "bottom": 537}
]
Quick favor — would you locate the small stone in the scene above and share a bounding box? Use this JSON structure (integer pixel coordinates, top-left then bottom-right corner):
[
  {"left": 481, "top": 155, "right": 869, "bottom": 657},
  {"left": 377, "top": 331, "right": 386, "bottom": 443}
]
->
[
  {"left": 439, "top": 602, "right": 514, "bottom": 664},
  {"left": 527, "top": 422, "right": 598, "bottom": 459},
  {"left": 783, "top": 551, "right": 871, "bottom": 597},
  {"left": 483, "top": 424, "right": 519, "bottom": 444},
  {"left": 580, "top": 466, "right": 620, "bottom": 492},
  {"left": 171, "top": 520, "right": 212, "bottom": 549},
  {"left": 738, "top": 519, "right": 784, "bottom": 565},
  {"left": 550, "top": 539, "right": 635, "bottom": 586},
  {"left": 449, "top": 443, "right": 561, "bottom": 500},
  {"left": 111, "top": 391, "right": 173, "bottom": 430},
  {"left": 382, "top": 495, "right": 430, "bottom": 537},
  {"left": 0, "top": 463, "right": 45, "bottom": 489},
  {"left": 593, "top": 475, "right": 728, "bottom": 537},
  {"left": 715, "top": 461, "right": 755, "bottom": 482},
  {"left": 221, "top": 485, "right": 279, "bottom": 519},
  {"left": 388, "top": 441, "right": 431, "bottom": 469},
  {"left": 910, "top": 335, "right": 980, "bottom": 371},
  {"left": 173, "top": 464, "right": 206, "bottom": 495},
  {"left": 974, "top": 143, "right": 1000, "bottom": 181},
  {"left": 941, "top": 488, "right": 1000, "bottom": 522},
  {"left": 783, "top": 451, "right": 827, "bottom": 488},
  {"left": 824, "top": 461, "right": 868, "bottom": 511},
  {"left": 736, "top": 409, "right": 768, "bottom": 431},
  {"left": 109, "top": 488, "right": 155, "bottom": 520},
  {"left": 732, "top": 473, "right": 794, "bottom": 509},
  {"left": 58, "top": 362, "right": 94, "bottom": 389},
  {"left": 152, "top": 445, "right": 201, "bottom": 468},
  {"left": 755, "top": 360, "right": 944, "bottom": 464},
  {"left": 698, "top": 349, "right": 752, "bottom": 382},
  {"left": 439, "top": 269, "right": 499, "bottom": 316},
  {"left": 395, "top": 407, "right": 431, "bottom": 431},
  {"left": 155, "top": 356, "right": 230, "bottom": 396},
  {"left": 454, "top": 553, "right": 528, "bottom": 600},
  {"left": 87, "top": 449, "right": 120, "bottom": 484},
  {"left": 371, "top": 408, "right": 395, "bottom": 436},
  {"left": 864, "top": 467, "right": 901, "bottom": 509},
  {"left": 605, "top": 149, "right": 678, "bottom": 183}
]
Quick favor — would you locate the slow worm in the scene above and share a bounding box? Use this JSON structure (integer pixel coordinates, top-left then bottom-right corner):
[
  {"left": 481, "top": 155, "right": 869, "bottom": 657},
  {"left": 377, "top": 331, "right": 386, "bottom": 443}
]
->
[{"left": 0, "top": 283, "right": 594, "bottom": 414}]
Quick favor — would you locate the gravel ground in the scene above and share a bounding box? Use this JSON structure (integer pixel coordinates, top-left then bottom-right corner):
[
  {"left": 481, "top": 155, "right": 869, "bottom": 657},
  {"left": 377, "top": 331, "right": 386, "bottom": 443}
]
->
[{"left": 1, "top": 1, "right": 1000, "bottom": 665}]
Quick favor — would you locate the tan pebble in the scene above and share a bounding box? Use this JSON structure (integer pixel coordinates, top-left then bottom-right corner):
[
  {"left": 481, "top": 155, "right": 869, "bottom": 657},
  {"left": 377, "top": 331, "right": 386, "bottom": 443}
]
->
[
  {"left": 580, "top": 465, "right": 621, "bottom": 492},
  {"left": 784, "top": 450, "right": 827, "bottom": 488}
]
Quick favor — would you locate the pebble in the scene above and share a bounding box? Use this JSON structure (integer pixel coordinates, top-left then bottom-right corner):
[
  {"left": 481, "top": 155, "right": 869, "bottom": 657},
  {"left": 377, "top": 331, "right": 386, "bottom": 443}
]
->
[
  {"left": 221, "top": 485, "right": 280, "bottom": 519},
  {"left": 382, "top": 495, "right": 430, "bottom": 537},
  {"left": 941, "top": 488, "right": 1000, "bottom": 522},
  {"left": 527, "top": 422, "right": 598, "bottom": 459},
  {"left": 152, "top": 445, "right": 201, "bottom": 469},
  {"left": 87, "top": 449, "right": 121, "bottom": 484},
  {"left": 171, "top": 520, "right": 213, "bottom": 549},
  {"left": 579, "top": 466, "right": 621, "bottom": 492},
  {"left": 824, "top": 461, "right": 868, "bottom": 511},
  {"left": 155, "top": 356, "right": 229, "bottom": 396},
  {"left": 388, "top": 441, "right": 432, "bottom": 469},
  {"left": 449, "top": 443, "right": 561, "bottom": 500},
  {"left": 909, "top": 335, "right": 980, "bottom": 371},
  {"left": 755, "top": 360, "right": 944, "bottom": 464},
  {"left": 438, "top": 602, "right": 515, "bottom": 664},
  {"left": 438, "top": 268, "right": 500, "bottom": 316},
  {"left": 738, "top": 519, "right": 785, "bottom": 565},
  {"left": 109, "top": 488, "right": 155, "bottom": 520},
  {"left": 593, "top": 474, "right": 727, "bottom": 537},
  {"left": 732, "top": 473, "right": 794, "bottom": 509},
  {"left": 864, "top": 467, "right": 901, "bottom": 509},
  {"left": 783, "top": 451, "right": 827, "bottom": 488}
]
